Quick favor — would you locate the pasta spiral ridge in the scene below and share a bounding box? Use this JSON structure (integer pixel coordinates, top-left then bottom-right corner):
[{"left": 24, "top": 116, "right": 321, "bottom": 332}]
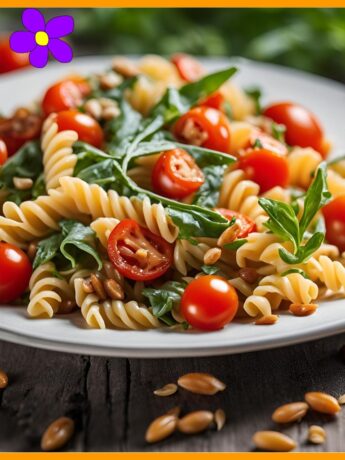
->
[
  {"left": 287, "top": 147, "right": 322, "bottom": 189},
  {"left": 307, "top": 255, "right": 345, "bottom": 292}
]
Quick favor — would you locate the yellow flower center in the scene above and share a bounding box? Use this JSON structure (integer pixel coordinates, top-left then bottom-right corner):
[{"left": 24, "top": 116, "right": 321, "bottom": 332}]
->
[{"left": 35, "top": 31, "right": 49, "bottom": 46}]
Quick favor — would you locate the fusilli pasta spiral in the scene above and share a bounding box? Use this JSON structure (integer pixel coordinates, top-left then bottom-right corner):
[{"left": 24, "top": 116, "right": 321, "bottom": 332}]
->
[{"left": 287, "top": 147, "right": 322, "bottom": 189}]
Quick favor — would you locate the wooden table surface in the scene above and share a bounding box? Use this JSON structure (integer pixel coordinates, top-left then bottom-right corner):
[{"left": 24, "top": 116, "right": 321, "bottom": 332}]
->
[{"left": 0, "top": 334, "right": 344, "bottom": 452}]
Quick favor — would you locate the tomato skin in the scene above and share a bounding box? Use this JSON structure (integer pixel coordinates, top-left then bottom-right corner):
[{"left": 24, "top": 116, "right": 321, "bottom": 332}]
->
[
  {"left": 0, "top": 37, "right": 29, "bottom": 74},
  {"left": 107, "top": 219, "right": 173, "bottom": 281},
  {"left": 174, "top": 107, "right": 231, "bottom": 153},
  {"left": 200, "top": 92, "right": 225, "bottom": 111},
  {"left": 55, "top": 110, "right": 104, "bottom": 148},
  {"left": 0, "top": 243, "right": 32, "bottom": 303},
  {"left": 238, "top": 148, "right": 289, "bottom": 193},
  {"left": 171, "top": 53, "right": 204, "bottom": 82},
  {"left": 263, "top": 102, "right": 325, "bottom": 156},
  {"left": 181, "top": 275, "right": 238, "bottom": 331},
  {"left": 42, "top": 80, "right": 84, "bottom": 116},
  {"left": 0, "top": 139, "right": 8, "bottom": 165},
  {"left": 66, "top": 75, "right": 91, "bottom": 97},
  {"left": 249, "top": 129, "right": 288, "bottom": 156},
  {"left": 151, "top": 148, "right": 204, "bottom": 199},
  {"left": 322, "top": 196, "right": 345, "bottom": 252},
  {"left": 214, "top": 209, "right": 256, "bottom": 238}
]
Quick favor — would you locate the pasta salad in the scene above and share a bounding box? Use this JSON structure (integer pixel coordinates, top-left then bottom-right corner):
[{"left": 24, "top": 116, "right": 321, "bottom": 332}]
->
[{"left": 0, "top": 54, "right": 345, "bottom": 332}]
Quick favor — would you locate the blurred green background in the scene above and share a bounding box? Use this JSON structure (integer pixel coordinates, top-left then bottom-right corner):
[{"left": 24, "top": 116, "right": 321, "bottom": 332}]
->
[{"left": 1, "top": 8, "right": 345, "bottom": 82}]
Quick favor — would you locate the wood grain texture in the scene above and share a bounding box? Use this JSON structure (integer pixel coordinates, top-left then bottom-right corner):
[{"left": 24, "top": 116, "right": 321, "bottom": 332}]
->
[{"left": 0, "top": 334, "right": 344, "bottom": 452}]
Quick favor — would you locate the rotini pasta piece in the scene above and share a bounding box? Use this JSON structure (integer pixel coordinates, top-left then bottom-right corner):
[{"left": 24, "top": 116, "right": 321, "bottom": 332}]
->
[
  {"left": 287, "top": 147, "right": 322, "bottom": 189},
  {"left": 90, "top": 217, "right": 120, "bottom": 248},
  {"left": 327, "top": 170, "right": 345, "bottom": 198},
  {"left": 228, "top": 277, "right": 253, "bottom": 297},
  {"left": 228, "top": 122, "right": 254, "bottom": 154},
  {"left": 27, "top": 262, "right": 73, "bottom": 318},
  {"left": 41, "top": 115, "right": 78, "bottom": 190},
  {"left": 126, "top": 75, "right": 166, "bottom": 115},
  {"left": 244, "top": 273, "right": 319, "bottom": 317},
  {"left": 137, "top": 55, "right": 182, "bottom": 86},
  {"left": 236, "top": 232, "right": 280, "bottom": 268},
  {"left": 330, "top": 159, "right": 345, "bottom": 178},
  {"left": 263, "top": 186, "right": 291, "bottom": 203},
  {"left": 220, "top": 81, "right": 256, "bottom": 121},
  {"left": 127, "top": 165, "right": 153, "bottom": 190},
  {"left": 306, "top": 255, "right": 345, "bottom": 292}
]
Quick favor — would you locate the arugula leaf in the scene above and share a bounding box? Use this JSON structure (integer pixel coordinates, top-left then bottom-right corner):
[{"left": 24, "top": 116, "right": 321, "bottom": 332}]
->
[
  {"left": 201, "top": 264, "right": 220, "bottom": 275},
  {"left": 279, "top": 232, "right": 325, "bottom": 265},
  {"left": 105, "top": 99, "right": 142, "bottom": 150},
  {"left": 193, "top": 165, "right": 227, "bottom": 208},
  {"left": 33, "top": 233, "right": 63, "bottom": 269},
  {"left": 176, "top": 143, "right": 235, "bottom": 168}
]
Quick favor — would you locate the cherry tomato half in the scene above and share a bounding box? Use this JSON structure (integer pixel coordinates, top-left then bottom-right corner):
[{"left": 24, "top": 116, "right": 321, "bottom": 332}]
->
[
  {"left": 151, "top": 148, "right": 204, "bottom": 199},
  {"left": 249, "top": 129, "right": 288, "bottom": 156},
  {"left": 174, "top": 107, "right": 231, "bottom": 153},
  {"left": 181, "top": 275, "right": 239, "bottom": 331},
  {"left": 215, "top": 209, "right": 256, "bottom": 238},
  {"left": 200, "top": 91, "right": 225, "bottom": 111},
  {"left": 238, "top": 148, "right": 289, "bottom": 193},
  {"left": 171, "top": 53, "right": 204, "bottom": 82},
  {"left": 0, "top": 139, "right": 8, "bottom": 165},
  {"left": 0, "top": 242, "right": 32, "bottom": 303},
  {"left": 55, "top": 110, "right": 104, "bottom": 148},
  {"left": 107, "top": 219, "right": 173, "bottom": 281},
  {"left": 322, "top": 196, "right": 345, "bottom": 252},
  {"left": 65, "top": 75, "right": 91, "bottom": 97},
  {"left": 0, "top": 36, "right": 29, "bottom": 74},
  {"left": 263, "top": 102, "right": 325, "bottom": 156},
  {"left": 42, "top": 80, "right": 84, "bottom": 116}
]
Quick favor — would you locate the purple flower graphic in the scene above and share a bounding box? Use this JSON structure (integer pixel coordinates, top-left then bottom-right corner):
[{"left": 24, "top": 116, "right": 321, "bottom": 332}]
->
[{"left": 10, "top": 9, "right": 74, "bottom": 69}]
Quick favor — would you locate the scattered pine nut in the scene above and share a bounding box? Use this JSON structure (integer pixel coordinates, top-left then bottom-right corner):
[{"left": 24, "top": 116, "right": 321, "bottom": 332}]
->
[
  {"left": 308, "top": 425, "right": 326, "bottom": 445},
  {"left": 13, "top": 177, "right": 33, "bottom": 190},
  {"left": 154, "top": 383, "right": 178, "bottom": 397},
  {"left": 177, "top": 410, "right": 214, "bottom": 434},
  {"left": 0, "top": 369, "right": 8, "bottom": 389},
  {"left": 90, "top": 273, "right": 107, "bottom": 300},
  {"left": 214, "top": 409, "right": 226, "bottom": 431},
  {"left": 305, "top": 392, "right": 341, "bottom": 415},
  {"left": 166, "top": 406, "right": 181, "bottom": 417},
  {"left": 217, "top": 222, "right": 241, "bottom": 247},
  {"left": 289, "top": 303, "right": 318, "bottom": 317},
  {"left": 255, "top": 314, "right": 278, "bottom": 325},
  {"left": 252, "top": 431, "right": 296, "bottom": 452},
  {"left": 177, "top": 372, "right": 226, "bottom": 395},
  {"left": 272, "top": 402, "right": 309, "bottom": 424},
  {"left": 145, "top": 414, "right": 177, "bottom": 443},
  {"left": 338, "top": 394, "right": 345, "bottom": 405},
  {"left": 41, "top": 417, "right": 75, "bottom": 451},
  {"left": 203, "top": 248, "right": 222, "bottom": 265}
]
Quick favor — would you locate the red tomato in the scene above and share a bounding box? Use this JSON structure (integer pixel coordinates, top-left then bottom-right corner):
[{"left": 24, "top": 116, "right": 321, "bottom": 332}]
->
[
  {"left": 107, "top": 219, "right": 173, "bottom": 281},
  {"left": 65, "top": 75, "right": 91, "bottom": 97},
  {"left": 215, "top": 209, "right": 256, "bottom": 238},
  {"left": 322, "top": 196, "right": 345, "bottom": 252},
  {"left": 171, "top": 53, "right": 204, "bottom": 82},
  {"left": 151, "top": 148, "right": 204, "bottom": 199},
  {"left": 42, "top": 80, "right": 84, "bottom": 116},
  {"left": 200, "top": 92, "right": 225, "bottom": 111},
  {"left": 174, "top": 107, "right": 231, "bottom": 153},
  {"left": 263, "top": 102, "right": 325, "bottom": 156},
  {"left": 0, "top": 36, "right": 29, "bottom": 74},
  {"left": 0, "top": 139, "right": 8, "bottom": 165},
  {"left": 249, "top": 129, "right": 288, "bottom": 156},
  {"left": 181, "top": 275, "right": 238, "bottom": 331},
  {"left": 238, "top": 149, "right": 289, "bottom": 193},
  {"left": 55, "top": 110, "right": 104, "bottom": 148},
  {"left": 0, "top": 242, "right": 32, "bottom": 303}
]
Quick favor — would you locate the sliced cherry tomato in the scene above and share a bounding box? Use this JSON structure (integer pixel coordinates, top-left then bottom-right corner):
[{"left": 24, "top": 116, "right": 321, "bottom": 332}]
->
[
  {"left": 65, "top": 75, "right": 91, "bottom": 97},
  {"left": 0, "top": 242, "right": 32, "bottom": 303},
  {"left": 263, "top": 102, "right": 325, "bottom": 156},
  {"left": 0, "top": 139, "right": 8, "bottom": 165},
  {"left": 171, "top": 53, "right": 204, "bottom": 82},
  {"left": 42, "top": 80, "right": 84, "bottom": 116},
  {"left": 322, "top": 196, "right": 345, "bottom": 252},
  {"left": 151, "top": 148, "right": 204, "bottom": 199},
  {"left": 200, "top": 91, "right": 225, "bottom": 111},
  {"left": 238, "top": 148, "right": 289, "bottom": 193},
  {"left": 107, "top": 219, "right": 173, "bottom": 281},
  {"left": 214, "top": 209, "right": 256, "bottom": 238},
  {"left": 181, "top": 275, "right": 238, "bottom": 331},
  {"left": 249, "top": 129, "right": 288, "bottom": 156},
  {"left": 174, "top": 107, "right": 231, "bottom": 153},
  {"left": 0, "top": 108, "right": 43, "bottom": 156},
  {"left": 55, "top": 110, "right": 104, "bottom": 148},
  {"left": 0, "top": 36, "right": 29, "bottom": 74}
]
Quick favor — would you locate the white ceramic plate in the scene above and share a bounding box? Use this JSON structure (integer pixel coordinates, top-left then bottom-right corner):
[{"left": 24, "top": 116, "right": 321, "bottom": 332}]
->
[{"left": 1, "top": 56, "right": 345, "bottom": 358}]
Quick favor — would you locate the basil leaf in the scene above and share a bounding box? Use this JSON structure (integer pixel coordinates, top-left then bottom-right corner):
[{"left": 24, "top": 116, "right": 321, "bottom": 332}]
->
[
  {"left": 193, "top": 165, "right": 227, "bottom": 208},
  {"left": 279, "top": 232, "right": 324, "bottom": 265},
  {"left": 176, "top": 143, "right": 235, "bottom": 168},
  {"left": 33, "top": 233, "right": 63, "bottom": 269},
  {"left": 281, "top": 268, "right": 309, "bottom": 279},
  {"left": 142, "top": 281, "right": 187, "bottom": 322},
  {"left": 223, "top": 238, "right": 248, "bottom": 250},
  {"left": 73, "top": 141, "right": 110, "bottom": 176},
  {"left": 106, "top": 99, "right": 142, "bottom": 149},
  {"left": 201, "top": 264, "right": 220, "bottom": 275}
]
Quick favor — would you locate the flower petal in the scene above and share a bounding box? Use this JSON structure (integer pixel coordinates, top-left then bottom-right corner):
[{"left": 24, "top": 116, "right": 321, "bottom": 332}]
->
[
  {"left": 10, "top": 31, "right": 36, "bottom": 53},
  {"left": 48, "top": 39, "right": 73, "bottom": 63},
  {"left": 46, "top": 16, "right": 74, "bottom": 39},
  {"left": 22, "top": 8, "right": 46, "bottom": 33},
  {"left": 29, "top": 45, "right": 49, "bottom": 68}
]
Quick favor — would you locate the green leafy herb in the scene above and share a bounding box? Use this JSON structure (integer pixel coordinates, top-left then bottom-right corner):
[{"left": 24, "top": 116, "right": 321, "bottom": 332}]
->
[
  {"left": 223, "top": 238, "right": 248, "bottom": 250},
  {"left": 245, "top": 86, "right": 262, "bottom": 114},
  {"left": 281, "top": 268, "right": 310, "bottom": 279},
  {"left": 201, "top": 264, "right": 220, "bottom": 275},
  {"left": 253, "top": 138, "right": 263, "bottom": 148},
  {"left": 192, "top": 165, "right": 227, "bottom": 208},
  {"left": 271, "top": 122, "right": 286, "bottom": 143},
  {"left": 33, "top": 233, "right": 63, "bottom": 269}
]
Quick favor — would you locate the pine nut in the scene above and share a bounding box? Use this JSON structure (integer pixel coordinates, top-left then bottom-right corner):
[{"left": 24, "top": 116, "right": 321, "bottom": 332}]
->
[
  {"left": 41, "top": 416, "right": 75, "bottom": 451},
  {"left": 177, "top": 410, "right": 214, "bottom": 434},
  {"left": 154, "top": 383, "right": 178, "bottom": 397},
  {"left": 289, "top": 303, "right": 318, "bottom": 317},
  {"left": 177, "top": 372, "right": 226, "bottom": 395},
  {"left": 58, "top": 300, "right": 77, "bottom": 315},
  {"left": 145, "top": 414, "right": 177, "bottom": 443},
  {"left": 104, "top": 279, "right": 124, "bottom": 300},
  {"left": 13, "top": 177, "right": 33, "bottom": 190},
  {"left": 0, "top": 369, "right": 8, "bottom": 389},
  {"left": 239, "top": 267, "right": 259, "bottom": 284},
  {"left": 100, "top": 73, "right": 122, "bottom": 90},
  {"left": 27, "top": 242, "right": 38, "bottom": 261},
  {"left": 338, "top": 394, "right": 345, "bottom": 405},
  {"left": 308, "top": 425, "right": 326, "bottom": 444},
  {"left": 272, "top": 402, "right": 309, "bottom": 423},
  {"left": 82, "top": 278, "right": 94, "bottom": 294},
  {"left": 102, "top": 106, "right": 121, "bottom": 121},
  {"left": 255, "top": 314, "right": 278, "bottom": 325},
  {"left": 84, "top": 99, "right": 102, "bottom": 120},
  {"left": 112, "top": 57, "right": 139, "bottom": 77},
  {"left": 90, "top": 273, "right": 107, "bottom": 300},
  {"left": 214, "top": 409, "right": 226, "bottom": 431},
  {"left": 203, "top": 248, "right": 221, "bottom": 265},
  {"left": 252, "top": 431, "right": 296, "bottom": 452},
  {"left": 305, "top": 392, "right": 341, "bottom": 415},
  {"left": 217, "top": 222, "right": 241, "bottom": 247},
  {"left": 166, "top": 406, "right": 181, "bottom": 417}
]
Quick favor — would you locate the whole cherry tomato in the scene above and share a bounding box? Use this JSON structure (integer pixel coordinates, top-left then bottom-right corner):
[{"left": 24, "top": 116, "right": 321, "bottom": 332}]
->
[
  {"left": 171, "top": 53, "right": 204, "bottom": 82},
  {"left": 42, "top": 80, "right": 84, "bottom": 116},
  {"left": 200, "top": 91, "right": 225, "bottom": 111},
  {"left": 55, "top": 110, "right": 104, "bottom": 148},
  {"left": 0, "top": 139, "right": 8, "bottom": 165},
  {"left": 214, "top": 209, "right": 256, "bottom": 238},
  {"left": 0, "top": 242, "right": 32, "bottom": 303},
  {"left": 238, "top": 149, "right": 289, "bottom": 193},
  {"left": 322, "top": 196, "right": 345, "bottom": 252},
  {"left": 263, "top": 102, "right": 325, "bottom": 156},
  {"left": 0, "top": 36, "right": 29, "bottom": 74},
  {"left": 181, "top": 275, "right": 239, "bottom": 331},
  {"left": 151, "top": 148, "right": 204, "bottom": 199},
  {"left": 174, "top": 107, "right": 231, "bottom": 153},
  {"left": 107, "top": 219, "right": 173, "bottom": 281}
]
